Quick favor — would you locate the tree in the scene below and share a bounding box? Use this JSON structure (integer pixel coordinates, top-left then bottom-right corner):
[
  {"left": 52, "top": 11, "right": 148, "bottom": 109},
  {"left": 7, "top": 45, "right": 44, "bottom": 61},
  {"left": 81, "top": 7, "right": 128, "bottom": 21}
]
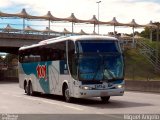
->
[
  {"left": 0, "top": 56, "right": 4, "bottom": 61},
  {"left": 140, "top": 27, "right": 150, "bottom": 39},
  {"left": 140, "top": 22, "right": 160, "bottom": 41},
  {"left": 5, "top": 54, "right": 18, "bottom": 65}
]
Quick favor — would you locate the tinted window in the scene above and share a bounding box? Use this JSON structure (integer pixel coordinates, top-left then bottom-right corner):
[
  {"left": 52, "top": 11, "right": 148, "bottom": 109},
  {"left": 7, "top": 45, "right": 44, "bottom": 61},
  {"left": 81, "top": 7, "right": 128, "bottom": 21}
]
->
[
  {"left": 19, "top": 47, "right": 41, "bottom": 63},
  {"left": 76, "top": 40, "right": 120, "bottom": 53},
  {"left": 19, "top": 41, "right": 66, "bottom": 63},
  {"left": 45, "top": 41, "right": 66, "bottom": 61}
]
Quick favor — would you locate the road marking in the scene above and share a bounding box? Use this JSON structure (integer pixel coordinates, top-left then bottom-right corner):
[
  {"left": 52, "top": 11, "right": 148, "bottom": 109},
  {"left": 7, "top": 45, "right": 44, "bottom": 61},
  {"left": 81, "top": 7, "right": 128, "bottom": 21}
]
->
[
  {"left": 10, "top": 94, "right": 83, "bottom": 111},
  {"left": 62, "top": 105, "right": 83, "bottom": 111},
  {"left": 95, "top": 112, "right": 105, "bottom": 114},
  {"left": 42, "top": 100, "right": 60, "bottom": 105},
  {"left": 42, "top": 100, "right": 83, "bottom": 110}
]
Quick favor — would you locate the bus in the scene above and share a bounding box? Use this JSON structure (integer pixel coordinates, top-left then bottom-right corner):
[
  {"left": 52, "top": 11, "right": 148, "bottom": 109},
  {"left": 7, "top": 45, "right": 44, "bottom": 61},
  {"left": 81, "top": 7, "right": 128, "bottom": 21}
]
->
[{"left": 18, "top": 35, "right": 124, "bottom": 103}]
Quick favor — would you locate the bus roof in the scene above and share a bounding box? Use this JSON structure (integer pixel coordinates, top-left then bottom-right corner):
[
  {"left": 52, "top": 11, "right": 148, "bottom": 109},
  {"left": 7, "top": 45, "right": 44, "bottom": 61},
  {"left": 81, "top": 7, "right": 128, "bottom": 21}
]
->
[{"left": 19, "top": 35, "right": 118, "bottom": 51}]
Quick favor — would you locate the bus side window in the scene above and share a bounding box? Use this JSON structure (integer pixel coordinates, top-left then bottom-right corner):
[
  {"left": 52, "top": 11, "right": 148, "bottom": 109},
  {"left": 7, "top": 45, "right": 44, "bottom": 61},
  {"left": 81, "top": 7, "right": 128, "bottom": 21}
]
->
[
  {"left": 19, "top": 51, "right": 24, "bottom": 63},
  {"left": 47, "top": 48, "right": 53, "bottom": 61},
  {"left": 29, "top": 55, "right": 34, "bottom": 62},
  {"left": 34, "top": 47, "right": 41, "bottom": 62},
  {"left": 20, "top": 51, "right": 28, "bottom": 63},
  {"left": 24, "top": 56, "right": 29, "bottom": 63},
  {"left": 39, "top": 46, "right": 48, "bottom": 62},
  {"left": 47, "top": 41, "right": 66, "bottom": 61},
  {"left": 19, "top": 56, "right": 24, "bottom": 63},
  {"left": 59, "top": 42, "right": 66, "bottom": 60}
]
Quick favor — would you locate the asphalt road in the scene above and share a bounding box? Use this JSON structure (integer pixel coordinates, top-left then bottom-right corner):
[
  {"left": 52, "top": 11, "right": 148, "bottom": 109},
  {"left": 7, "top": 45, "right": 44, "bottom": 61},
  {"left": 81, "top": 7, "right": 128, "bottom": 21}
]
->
[{"left": 0, "top": 82, "right": 160, "bottom": 120}]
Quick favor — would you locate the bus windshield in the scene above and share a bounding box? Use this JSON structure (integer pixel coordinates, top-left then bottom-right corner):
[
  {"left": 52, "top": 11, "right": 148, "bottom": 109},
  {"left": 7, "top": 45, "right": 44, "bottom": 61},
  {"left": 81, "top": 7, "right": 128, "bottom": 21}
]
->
[
  {"left": 78, "top": 54, "right": 124, "bottom": 81},
  {"left": 76, "top": 40, "right": 121, "bottom": 53},
  {"left": 75, "top": 40, "right": 124, "bottom": 81}
]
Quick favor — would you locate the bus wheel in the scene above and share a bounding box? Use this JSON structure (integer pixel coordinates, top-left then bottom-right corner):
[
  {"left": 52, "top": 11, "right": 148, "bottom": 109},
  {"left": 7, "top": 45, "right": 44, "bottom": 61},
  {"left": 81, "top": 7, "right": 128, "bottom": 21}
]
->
[
  {"left": 24, "top": 84, "right": 28, "bottom": 94},
  {"left": 24, "top": 81, "right": 27, "bottom": 93},
  {"left": 25, "top": 85, "right": 29, "bottom": 95},
  {"left": 101, "top": 96, "right": 110, "bottom": 103},
  {"left": 64, "top": 85, "right": 72, "bottom": 102},
  {"left": 28, "top": 82, "right": 34, "bottom": 96}
]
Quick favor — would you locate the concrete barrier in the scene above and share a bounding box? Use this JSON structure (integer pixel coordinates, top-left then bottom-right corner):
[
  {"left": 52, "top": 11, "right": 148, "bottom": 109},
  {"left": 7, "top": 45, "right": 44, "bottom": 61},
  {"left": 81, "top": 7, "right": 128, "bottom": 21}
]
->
[{"left": 125, "top": 80, "right": 160, "bottom": 93}]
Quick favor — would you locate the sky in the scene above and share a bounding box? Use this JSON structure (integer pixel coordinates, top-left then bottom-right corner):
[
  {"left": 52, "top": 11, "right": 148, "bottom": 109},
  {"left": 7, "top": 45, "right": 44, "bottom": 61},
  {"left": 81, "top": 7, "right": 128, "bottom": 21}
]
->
[{"left": 0, "top": 0, "right": 160, "bottom": 34}]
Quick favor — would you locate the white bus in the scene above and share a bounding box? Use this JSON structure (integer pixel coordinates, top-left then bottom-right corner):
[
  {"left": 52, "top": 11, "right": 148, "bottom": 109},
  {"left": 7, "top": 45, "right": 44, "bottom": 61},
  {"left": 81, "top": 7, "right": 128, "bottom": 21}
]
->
[{"left": 18, "top": 35, "right": 124, "bottom": 103}]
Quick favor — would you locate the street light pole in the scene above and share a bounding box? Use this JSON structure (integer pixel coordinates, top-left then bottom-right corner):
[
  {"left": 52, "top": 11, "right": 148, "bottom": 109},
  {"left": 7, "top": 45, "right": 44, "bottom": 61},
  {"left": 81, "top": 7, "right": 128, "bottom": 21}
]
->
[{"left": 96, "top": 1, "right": 101, "bottom": 34}]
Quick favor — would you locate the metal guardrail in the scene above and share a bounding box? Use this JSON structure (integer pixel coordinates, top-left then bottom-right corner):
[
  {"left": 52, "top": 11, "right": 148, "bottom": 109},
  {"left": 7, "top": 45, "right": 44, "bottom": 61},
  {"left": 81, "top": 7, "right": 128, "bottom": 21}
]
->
[
  {"left": 136, "top": 40, "right": 160, "bottom": 72},
  {"left": 0, "top": 32, "right": 57, "bottom": 40}
]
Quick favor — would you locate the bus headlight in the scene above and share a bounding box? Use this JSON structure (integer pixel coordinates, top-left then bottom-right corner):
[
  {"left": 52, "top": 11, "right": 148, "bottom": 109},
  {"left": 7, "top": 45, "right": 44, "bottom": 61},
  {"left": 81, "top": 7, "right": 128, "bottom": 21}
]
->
[
  {"left": 80, "top": 86, "right": 92, "bottom": 90},
  {"left": 116, "top": 84, "right": 124, "bottom": 89}
]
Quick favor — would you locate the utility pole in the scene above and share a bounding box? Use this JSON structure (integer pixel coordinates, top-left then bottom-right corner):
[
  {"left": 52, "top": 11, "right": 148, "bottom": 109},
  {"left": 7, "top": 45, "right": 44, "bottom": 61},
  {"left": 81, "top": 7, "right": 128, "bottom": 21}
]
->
[{"left": 96, "top": 1, "right": 101, "bottom": 34}]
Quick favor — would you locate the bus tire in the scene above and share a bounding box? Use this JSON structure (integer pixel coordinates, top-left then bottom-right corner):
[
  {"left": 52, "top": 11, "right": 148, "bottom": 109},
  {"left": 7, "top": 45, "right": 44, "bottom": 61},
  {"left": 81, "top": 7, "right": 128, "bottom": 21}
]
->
[
  {"left": 101, "top": 96, "right": 110, "bottom": 103},
  {"left": 63, "top": 85, "right": 72, "bottom": 103},
  {"left": 24, "top": 81, "right": 27, "bottom": 93},
  {"left": 28, "top": 82, "right": 34, "bottom": 96},
  {"left": 26, "top": 85, "right": 30, "bottom": 95}
]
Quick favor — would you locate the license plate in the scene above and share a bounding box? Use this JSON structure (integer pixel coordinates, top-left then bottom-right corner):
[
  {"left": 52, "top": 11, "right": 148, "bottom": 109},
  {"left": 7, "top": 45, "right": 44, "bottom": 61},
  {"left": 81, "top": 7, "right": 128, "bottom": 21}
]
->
[
  {"left": 95, "top": 84, "right": 106, "bottom": 89},
  {"left": 100, "top": 92, "right": 108, "bottom": 96}
]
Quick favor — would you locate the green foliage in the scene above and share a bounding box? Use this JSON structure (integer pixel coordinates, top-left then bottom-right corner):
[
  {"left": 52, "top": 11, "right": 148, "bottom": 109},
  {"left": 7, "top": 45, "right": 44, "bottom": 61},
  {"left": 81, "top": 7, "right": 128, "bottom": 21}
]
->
[
  {"left": 141, "top": 38, "right": 160, "bottom": 57},
  {"left": 124, "top": 49, "right": 160, "bottom": 81},
  {"left": 0, "top": 56, "right": 4, "bottom": 61},
  {"left": 140, "top": 22, "right": 160, "bottom": 41},
  {"left": 5, "top": 54, "right": 18, "bottom": 64},
  {"left": 140, "top": 27, "right": 150, "bottom": 39}
]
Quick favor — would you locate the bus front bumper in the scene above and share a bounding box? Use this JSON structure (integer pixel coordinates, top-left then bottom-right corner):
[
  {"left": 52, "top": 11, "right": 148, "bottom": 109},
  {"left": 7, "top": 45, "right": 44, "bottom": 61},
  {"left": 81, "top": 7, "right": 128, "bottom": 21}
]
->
[{"left": 74, "top": 88, "right": 124, "bottom": 98}]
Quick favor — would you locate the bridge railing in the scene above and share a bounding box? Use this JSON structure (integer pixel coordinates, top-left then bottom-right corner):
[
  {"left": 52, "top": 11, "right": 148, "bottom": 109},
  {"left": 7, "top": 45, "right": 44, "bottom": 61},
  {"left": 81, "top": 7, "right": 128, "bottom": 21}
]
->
[
  {"left": 136, "top": 40, "right": 160, "bottom": 72},
  {"left": 0, "top": 32, "right": 58, "bottom": 40}
]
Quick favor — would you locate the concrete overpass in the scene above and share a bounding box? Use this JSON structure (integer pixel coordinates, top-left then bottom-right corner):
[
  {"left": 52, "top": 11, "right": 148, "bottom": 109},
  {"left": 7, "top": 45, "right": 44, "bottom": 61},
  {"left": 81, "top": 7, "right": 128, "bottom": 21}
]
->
[
  {"left": 0, "top": 32, "right": 58, "bottom": 80},
  {"left": 0, "top": 32, "right": 57, "bottom": 54}
]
